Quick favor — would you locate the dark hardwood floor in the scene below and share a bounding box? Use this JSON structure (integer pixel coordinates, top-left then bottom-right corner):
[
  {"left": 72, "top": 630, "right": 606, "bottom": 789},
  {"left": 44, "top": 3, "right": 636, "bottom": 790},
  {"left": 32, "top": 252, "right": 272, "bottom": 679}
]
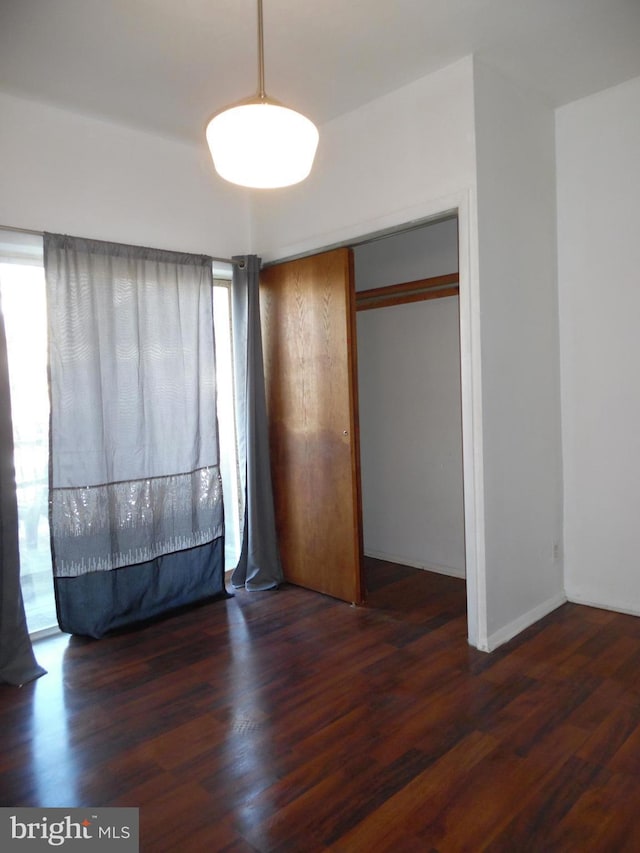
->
[{"left": 3, "top": 558, "right": 640, "bottom": 851}]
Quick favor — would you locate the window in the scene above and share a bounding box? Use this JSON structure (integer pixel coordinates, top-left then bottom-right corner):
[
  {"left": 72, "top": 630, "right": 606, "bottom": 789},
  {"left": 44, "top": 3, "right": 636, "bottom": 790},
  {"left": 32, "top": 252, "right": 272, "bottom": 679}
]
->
[
  {"left": 0, "top": 246, "right": 54, "bottom": 635},
  {"left": 0, "top": 232, "right": 241, "bottom": 635},
  {"left": 213, "top": 278, "right": 241, "bottom": 571}
]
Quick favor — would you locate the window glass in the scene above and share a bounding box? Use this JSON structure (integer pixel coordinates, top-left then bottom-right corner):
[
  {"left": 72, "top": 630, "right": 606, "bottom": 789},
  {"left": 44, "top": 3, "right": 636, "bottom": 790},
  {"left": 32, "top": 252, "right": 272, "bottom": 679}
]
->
[{"left": 0, "top": 258, "right": 56, "bottom": 635}]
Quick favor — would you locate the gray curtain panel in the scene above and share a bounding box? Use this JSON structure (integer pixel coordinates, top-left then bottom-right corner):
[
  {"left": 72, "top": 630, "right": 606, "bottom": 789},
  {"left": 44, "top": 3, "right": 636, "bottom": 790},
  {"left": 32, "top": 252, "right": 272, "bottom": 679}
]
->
[
  {"left": 44, "top": 234, "right": 226, "bottom": 635},
  {"left": 230, "top": 255, "right": 283, "bottom": 591},
  {"left": 0, "top": 292, "right": 46, "bottom": 685}
]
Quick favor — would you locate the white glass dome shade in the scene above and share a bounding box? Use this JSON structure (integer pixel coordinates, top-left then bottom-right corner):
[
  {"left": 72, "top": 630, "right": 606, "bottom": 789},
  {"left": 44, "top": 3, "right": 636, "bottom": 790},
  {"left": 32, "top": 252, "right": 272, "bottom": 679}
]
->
[{"left": 206, "top": 96, "right": 319, "bottom": 189}]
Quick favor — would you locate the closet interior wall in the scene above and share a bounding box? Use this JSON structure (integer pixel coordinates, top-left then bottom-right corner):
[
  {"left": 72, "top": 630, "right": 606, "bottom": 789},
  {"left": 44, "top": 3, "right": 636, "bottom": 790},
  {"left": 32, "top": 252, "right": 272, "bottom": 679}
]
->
[{"left": 354, "top": 218, "right": 466, "bottom": 579}]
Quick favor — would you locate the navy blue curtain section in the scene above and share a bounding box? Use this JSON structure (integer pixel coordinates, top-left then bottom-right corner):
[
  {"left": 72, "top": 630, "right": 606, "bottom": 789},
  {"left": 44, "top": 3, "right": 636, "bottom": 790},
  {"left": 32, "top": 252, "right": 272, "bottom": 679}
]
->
[
  {"left": 230, "top": 255, "right": 283, "bottom": 591},
  {"left": 54, "top": 537, "right": 226, "bottom": 638},
  {"left": 0, "top": 292, "right": 46, "bottom": 684}
]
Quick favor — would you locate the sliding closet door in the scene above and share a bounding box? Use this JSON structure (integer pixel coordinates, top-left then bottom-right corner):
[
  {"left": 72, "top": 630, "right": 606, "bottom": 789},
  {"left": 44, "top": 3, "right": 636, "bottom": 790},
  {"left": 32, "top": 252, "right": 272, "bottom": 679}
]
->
[{"left": 260, "top": 248, "right": 363, "bottom": 603}]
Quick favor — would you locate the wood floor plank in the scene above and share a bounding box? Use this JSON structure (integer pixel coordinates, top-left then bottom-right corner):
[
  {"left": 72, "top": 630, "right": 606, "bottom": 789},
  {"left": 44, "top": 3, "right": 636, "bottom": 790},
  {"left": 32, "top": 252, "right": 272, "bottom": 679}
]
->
[
  {"left": 327, "top": 730, "right": 500, "bottom": 852},
  {"left": 545, "top": 768, "right": 640, "bottom": 851},
  {"left": 3, "top": 558, "right": 640, "bottom": 850}
]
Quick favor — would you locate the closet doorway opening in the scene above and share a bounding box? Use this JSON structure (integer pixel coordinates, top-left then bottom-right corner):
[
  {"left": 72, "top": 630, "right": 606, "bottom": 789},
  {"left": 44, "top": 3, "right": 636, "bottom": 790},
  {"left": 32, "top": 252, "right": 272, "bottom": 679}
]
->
[{"left": 353, "top": 216, "right": 466, "bottom": 624}]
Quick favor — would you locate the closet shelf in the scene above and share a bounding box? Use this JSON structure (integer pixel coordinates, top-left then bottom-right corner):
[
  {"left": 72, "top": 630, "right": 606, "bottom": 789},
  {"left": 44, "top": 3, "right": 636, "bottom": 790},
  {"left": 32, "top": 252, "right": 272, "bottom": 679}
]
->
[{"left": 355, "top": 272, "right": 459, "bottom": 311}]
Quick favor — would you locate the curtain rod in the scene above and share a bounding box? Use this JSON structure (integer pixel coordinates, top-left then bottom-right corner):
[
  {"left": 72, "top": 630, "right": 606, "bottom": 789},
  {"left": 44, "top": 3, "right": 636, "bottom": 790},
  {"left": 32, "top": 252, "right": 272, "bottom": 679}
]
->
[{"left": 0, "top": 224, "right": 243, "bottom": 267}]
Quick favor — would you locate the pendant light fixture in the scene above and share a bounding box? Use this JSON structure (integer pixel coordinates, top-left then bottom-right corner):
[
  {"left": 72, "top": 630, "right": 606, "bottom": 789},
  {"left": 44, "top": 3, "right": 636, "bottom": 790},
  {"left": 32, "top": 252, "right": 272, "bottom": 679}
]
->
[{"left": 206, "top": 0, "right": 319, "bottom": 189}]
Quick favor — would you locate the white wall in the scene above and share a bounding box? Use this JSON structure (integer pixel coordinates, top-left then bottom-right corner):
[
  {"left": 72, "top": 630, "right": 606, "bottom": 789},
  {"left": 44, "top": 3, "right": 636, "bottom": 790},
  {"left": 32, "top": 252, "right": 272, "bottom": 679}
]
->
[
  {"left": 557, "top": 75, "right": 640, "bottom": 615},
  {"left": 355, "top": 220, "right": 465, "bottom": 577},
  {"left": 0, "top": 91, "right": 250, "bottom": 256},
  {"left": 252, "top": 58, "right": 477, "bottom": 263},
  {"left": 473, "top": 60, "right": 564, "bottom": 648}
]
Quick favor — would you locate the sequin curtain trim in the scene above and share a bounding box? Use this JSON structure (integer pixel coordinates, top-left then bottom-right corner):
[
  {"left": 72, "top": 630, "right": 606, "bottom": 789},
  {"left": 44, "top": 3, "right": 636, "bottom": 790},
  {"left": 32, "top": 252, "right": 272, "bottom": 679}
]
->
[{"left": 51, "top": 465, "right": 223, "bottom": 577}]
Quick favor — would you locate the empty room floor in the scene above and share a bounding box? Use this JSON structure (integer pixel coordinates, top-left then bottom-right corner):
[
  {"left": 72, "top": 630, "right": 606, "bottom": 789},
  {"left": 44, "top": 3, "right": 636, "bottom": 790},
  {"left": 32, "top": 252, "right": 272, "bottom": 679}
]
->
[{"left": 2, "top": 558, "right": 640, "bottom": 850}]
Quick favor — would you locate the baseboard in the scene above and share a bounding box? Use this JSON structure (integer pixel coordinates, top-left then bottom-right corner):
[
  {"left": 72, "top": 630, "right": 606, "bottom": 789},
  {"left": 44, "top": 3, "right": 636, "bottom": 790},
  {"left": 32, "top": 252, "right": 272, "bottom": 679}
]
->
[
  {"left": 363, "top": 549, "right": 465, "bottom": 580},
  {"left": 566, "top": 591, "right": 640, "bottom": 619},
  {"left": 31, "top": 625, "right": 63, "bottom": 642},
  {"left": 483, "top": 591, "right": 567, "bottom": 652}
]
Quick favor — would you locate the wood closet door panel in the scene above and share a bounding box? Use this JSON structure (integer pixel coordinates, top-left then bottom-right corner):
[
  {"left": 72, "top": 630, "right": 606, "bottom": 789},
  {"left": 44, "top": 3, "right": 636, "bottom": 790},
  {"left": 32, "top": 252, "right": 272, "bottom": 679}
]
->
[{"left": 260, "top": 248, "right": 363, "bottom": 604}]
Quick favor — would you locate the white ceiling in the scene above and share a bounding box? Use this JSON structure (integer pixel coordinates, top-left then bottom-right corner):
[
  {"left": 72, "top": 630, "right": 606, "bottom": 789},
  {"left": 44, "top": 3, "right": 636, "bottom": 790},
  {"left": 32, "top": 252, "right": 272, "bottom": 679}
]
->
[{"left": 1, "top": 0, "right": 640, "bottom": 143}]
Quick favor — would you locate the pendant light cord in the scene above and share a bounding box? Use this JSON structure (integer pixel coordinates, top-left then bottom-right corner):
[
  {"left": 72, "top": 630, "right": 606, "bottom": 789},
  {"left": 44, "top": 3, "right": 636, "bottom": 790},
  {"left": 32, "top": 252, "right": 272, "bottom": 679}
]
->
[{"left": 257, "top": 0, "right": 266, "bottom": 101}]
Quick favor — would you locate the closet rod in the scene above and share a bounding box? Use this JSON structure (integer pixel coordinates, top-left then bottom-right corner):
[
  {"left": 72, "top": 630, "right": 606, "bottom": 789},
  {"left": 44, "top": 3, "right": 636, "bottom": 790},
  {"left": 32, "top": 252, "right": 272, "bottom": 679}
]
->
[{"left": 0, "top": 224, "right": 244, "bottom": 267}]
